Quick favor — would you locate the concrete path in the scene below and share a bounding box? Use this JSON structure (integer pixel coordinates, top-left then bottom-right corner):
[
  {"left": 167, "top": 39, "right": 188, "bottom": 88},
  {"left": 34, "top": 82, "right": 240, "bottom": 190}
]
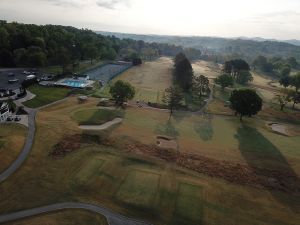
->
[
  {"left": 0, "top": 202, "right": 152, "bottom": 225},
  {"left": 79, "top": 118, "right": 123, "bottom": 131},
  {"left": 0, "top": 108, "right": 36, "bottom": 183}
]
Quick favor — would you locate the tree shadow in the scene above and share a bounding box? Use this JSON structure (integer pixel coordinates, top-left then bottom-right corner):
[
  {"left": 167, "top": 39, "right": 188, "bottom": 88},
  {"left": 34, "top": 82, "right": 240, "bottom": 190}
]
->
[
  {"left": 235, "top": 125, "right": 300, "bottom": 210},
  {"left": 194, "top": 114, "right": 214, "bottom": 141},
  {"left": 172, "top": 111, "right": 192, "bottom": 123},
  {"left": 155, "top": 120, "right": 180, "bottom": 138}
]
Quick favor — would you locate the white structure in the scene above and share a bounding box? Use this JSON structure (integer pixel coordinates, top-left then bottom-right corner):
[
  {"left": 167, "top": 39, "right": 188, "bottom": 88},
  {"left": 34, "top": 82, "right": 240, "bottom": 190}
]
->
[
  {"left": 26, "top": 75, "right": 36, "bottom": 80},
  {"left": 0, "top": 102, "right": 10, "bottom": 122},
  {"left": 77, "top": 74, "right": 89, "bottom": 81}
]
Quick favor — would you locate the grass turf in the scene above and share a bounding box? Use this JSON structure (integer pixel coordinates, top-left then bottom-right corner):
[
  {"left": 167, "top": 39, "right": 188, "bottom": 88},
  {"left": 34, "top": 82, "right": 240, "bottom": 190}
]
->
[
  {"left": 0, "top": 123, "right": 27, "bottom": 173},
  {"left": 23, "top": 85, "right": 70, "bottom": 108},
  {"left": 72, "top": 108, "right": 124, "bottom": 125}
]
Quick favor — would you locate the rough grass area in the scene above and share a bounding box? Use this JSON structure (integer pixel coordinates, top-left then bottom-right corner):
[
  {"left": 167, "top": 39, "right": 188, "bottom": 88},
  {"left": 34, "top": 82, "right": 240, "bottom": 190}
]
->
[
  {"left": 72, "top": 108, "right": 124, "bottom": 125},
  {"left": 5, "top": 209, "right": 108, "bottom": 225},
  {"left": 75, "top": 158, "right": 104, "bottom": 184},
  {"left": 23, "top": 85, "right": 70, "bottom": 108},
  {"left": 115, "top": 57, "right": 172, "bottom": 103},
  {"left": 0, "top": 123, "right": 27, "bottom": 173},
  {"left": 0, "top": 97, "right": 299, "bottom": 225},
  {"left": 172, "top": 183, "right": 203, "bottom": 225}
]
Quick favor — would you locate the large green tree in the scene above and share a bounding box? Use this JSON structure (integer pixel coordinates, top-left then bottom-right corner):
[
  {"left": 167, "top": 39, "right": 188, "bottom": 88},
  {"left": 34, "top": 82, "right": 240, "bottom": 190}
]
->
[
  {"left": 173, "top": 53, "right": 194, "bottom": 91},
  {"left": 290, "top": 73, "right": 300, "bottom": 92},
  {"left": 192, "top": 75, "right": 210, "bottom": 98},
  {"left": 215, "top": 74, "right": 234, "bottom": 90},
  {"left": 110, "top": 80, "right": 135, "bottom": 105},
  {"left": 229, "top": 89, "right": 262, "bottom": 121}
]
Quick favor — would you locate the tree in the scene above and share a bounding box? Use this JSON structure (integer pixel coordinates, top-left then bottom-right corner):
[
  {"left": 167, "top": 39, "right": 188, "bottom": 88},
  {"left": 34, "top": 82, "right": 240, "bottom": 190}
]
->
[
  {"left": 173, "top": 53, "right": 194, "bottom": 91},
  {"left": 215, "top": 74, "right": 234, "bottom": 90},
  {"left": 163, "top": 86, "right": 184, "bottom": 117},
  {"left": 132, "top": 58, "right": 142, "bottom": 66},
  {"left": 286, "top": 57, "right": 298, "bottom": 69},
  {"left": 288, "top": 90, "right": 300, "bottom": 109},
  {"left": 0, "top": 27, "right": 9, "bottom": 48},
  {"left": 280, "top": 66, "right": 291, "bottom": 77},
  {"left": 279, "top": 76, "right": 290, "bottom": 88},
  {"left": 223, "top": 59, "right": 252, "bottom": 84},
  {"left": 110, "top": 80, "right": 135, "bottom": 105},
  {"left": 192, "top": 75, "right": 210, "bottom": 98},
  {"left": 56, "top": 47, "right": 71, "bottom": 74},
  {"left": 236, "top": 70, "right": 253, "bottom": 85},
  {"left": 84, "top": 44, "right": 99, "bottom": 64},
  {"left": 275, "top": 93, "right": 291, "bottom": 111},
  {"left": 290, "top": 73, "right": 300, "bottom": 92},
  {"left": 229, "top": 89, "right": 262, "bottom": 121}
]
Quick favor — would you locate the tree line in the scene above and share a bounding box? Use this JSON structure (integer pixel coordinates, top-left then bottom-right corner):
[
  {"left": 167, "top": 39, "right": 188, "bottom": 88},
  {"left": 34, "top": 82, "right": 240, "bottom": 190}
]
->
[{"left": 0, "top": 20, "right": 201, "bottom": 71}]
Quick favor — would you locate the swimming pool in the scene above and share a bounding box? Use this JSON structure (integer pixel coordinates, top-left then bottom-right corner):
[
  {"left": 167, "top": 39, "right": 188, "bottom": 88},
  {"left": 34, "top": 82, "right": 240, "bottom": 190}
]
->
[{"left": 62, "top": 79, "right": 87, "bottom": 88}]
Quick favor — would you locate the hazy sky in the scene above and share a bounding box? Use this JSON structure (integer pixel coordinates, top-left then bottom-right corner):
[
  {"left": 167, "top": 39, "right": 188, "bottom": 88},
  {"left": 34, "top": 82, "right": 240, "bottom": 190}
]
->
[{"left": 1, "top": 0, "right": 300, "bottom": 39}]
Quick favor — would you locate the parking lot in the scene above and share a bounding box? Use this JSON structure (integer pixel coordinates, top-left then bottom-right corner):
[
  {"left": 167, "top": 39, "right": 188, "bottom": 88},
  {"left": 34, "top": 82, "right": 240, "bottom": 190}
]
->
[{"left": 0, "top": 68, "right": 43, "bottom": 90}]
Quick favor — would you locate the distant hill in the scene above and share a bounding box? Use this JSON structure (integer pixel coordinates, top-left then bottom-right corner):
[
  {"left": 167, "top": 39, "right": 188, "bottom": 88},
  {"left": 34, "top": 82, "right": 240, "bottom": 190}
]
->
[{"left": 97, "top": 31, "right": 300, "bottom": 61}]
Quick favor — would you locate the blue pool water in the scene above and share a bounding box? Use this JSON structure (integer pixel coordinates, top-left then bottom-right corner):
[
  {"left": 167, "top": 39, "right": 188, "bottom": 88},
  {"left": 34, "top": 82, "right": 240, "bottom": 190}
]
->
[{"left": 62, "top": 79, "right": 87, "bottom": 88}]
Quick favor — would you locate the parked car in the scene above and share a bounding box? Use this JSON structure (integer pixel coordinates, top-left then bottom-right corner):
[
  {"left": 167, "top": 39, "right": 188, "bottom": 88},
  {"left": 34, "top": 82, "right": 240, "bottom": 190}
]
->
[
  {"left": 6, "top": 116, "right": 13, "bottom": 121},
  {"left": 14, "top": 116, "right": 21, "bottom": 121},
  {"left": 8, "top": 72, "right": 14, "bottom": 76},
  {"left": 8, "top": 79, "right": 19, "bottom": 83}
]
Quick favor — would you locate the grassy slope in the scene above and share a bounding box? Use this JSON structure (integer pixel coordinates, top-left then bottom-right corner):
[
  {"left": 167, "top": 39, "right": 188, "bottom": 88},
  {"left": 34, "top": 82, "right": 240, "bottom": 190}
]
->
[
  {"left": 23, "top": 85, "right": 70, "bottom": 108},
  {"left": 72, "top": 108, "right": 124, "bottom": 125},
  {"left": 5, "top": 209, "right": 107, "bottom": 225},
  {"left": 0, "top": 97, "right": 299, "bottom": 225},
  {"left": 0, "top": 123, "right": 27, "bottom": 173},
  {"left": 114, "top": 57, "right": 172, "bottom": 103}
]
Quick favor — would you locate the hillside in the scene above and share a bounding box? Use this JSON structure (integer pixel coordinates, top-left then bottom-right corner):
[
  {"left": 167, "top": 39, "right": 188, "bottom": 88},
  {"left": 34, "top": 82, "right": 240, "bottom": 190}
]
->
[{"left": 98, "top": 31, "right": 300, "bottom": 62}]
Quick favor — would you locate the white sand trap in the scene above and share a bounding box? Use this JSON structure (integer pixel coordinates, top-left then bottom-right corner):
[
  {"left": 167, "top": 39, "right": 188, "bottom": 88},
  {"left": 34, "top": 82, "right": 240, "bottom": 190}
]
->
[
  {"left": 268, "top": 123, "right": 290, "bottom": 136},
  {"left": 79, "top": 118, "right": 123, "bottom": 130},
  {"left": 156, "top": 135, "right": 178, "bottom": 150}
]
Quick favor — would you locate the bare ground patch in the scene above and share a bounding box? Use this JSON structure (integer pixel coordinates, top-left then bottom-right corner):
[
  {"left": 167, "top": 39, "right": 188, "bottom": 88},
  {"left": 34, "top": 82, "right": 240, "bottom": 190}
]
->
[{"left": 124, "top": 140, "right": 300, "bottom": 193}]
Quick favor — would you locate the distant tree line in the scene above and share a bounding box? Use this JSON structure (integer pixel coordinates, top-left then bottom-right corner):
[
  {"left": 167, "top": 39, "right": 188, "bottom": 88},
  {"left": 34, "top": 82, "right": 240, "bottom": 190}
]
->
[
  {"left": 0, "top": 20, "right": 202, "bottom": 71},
  {"left": 252, "top": 55, "right": 299, "bottom": 77}
]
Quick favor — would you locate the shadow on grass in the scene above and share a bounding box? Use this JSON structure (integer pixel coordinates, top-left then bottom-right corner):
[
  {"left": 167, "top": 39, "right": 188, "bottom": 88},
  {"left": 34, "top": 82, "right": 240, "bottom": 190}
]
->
[
  {"left": 194, "top": 114, "right": 214, "bottom": 141},
  {"left": 235, "top": 125, "right": 300, "bottom": 209},
  {"left": 155, "top": 120, "right": 180, "bottom": 138}
]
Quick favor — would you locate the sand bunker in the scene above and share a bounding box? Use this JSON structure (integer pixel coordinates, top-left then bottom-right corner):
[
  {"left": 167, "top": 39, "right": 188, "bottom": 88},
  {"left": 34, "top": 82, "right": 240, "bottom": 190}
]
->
[
  {"left": 267, "top": 122, "right": 290, "bottom": 136},
  {"left": 156, "top": 135, "right": 178, "bottom": 150},
  {"left": 79, "top": 118, "right": 123, "bottom": 131}
]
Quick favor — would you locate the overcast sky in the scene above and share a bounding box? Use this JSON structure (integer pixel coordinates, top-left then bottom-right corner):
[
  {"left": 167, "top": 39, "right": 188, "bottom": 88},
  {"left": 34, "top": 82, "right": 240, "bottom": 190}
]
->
[{"left": 1, "top": 0, "right": 300, "bottom": 40}]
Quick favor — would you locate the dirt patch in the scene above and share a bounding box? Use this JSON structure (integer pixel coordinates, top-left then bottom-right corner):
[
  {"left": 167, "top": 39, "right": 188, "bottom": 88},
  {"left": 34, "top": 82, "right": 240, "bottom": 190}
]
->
[
  {"left": 156, "top": 135, "right": 178, "bottom": 150},
  {"left": 49, "top": 134, "right": 110, "bottom": 157},
  {"left": 124, "top": 140, "right": 300, "bottom": 193}
]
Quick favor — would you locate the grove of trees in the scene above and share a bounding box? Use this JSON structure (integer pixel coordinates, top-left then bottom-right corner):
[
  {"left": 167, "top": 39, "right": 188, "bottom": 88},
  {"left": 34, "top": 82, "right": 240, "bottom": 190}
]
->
[
  {"left": 0, "top": 21, "right": 202, "bottom": 71},
  {"left": 223, "top": 59, "right": 253, "bottom": 85}
]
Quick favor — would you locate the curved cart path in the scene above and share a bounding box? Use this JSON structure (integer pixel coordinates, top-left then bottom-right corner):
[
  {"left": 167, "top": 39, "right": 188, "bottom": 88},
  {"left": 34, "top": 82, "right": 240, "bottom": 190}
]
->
[
  {"left": 0, "top": 108, "right": 36, "bottom": 183},
  {"left": 0, "top": 202, "right": 152, "bottom": 225}
]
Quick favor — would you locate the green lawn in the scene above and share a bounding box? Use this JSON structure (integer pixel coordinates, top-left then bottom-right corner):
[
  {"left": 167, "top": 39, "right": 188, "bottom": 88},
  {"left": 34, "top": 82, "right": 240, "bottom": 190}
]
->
[
  {"left": 23, "top": 85, "right": 70, "bottom": 108},
  {"left": 72, "top": 108, "right": 124, "bottom": 125}
]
